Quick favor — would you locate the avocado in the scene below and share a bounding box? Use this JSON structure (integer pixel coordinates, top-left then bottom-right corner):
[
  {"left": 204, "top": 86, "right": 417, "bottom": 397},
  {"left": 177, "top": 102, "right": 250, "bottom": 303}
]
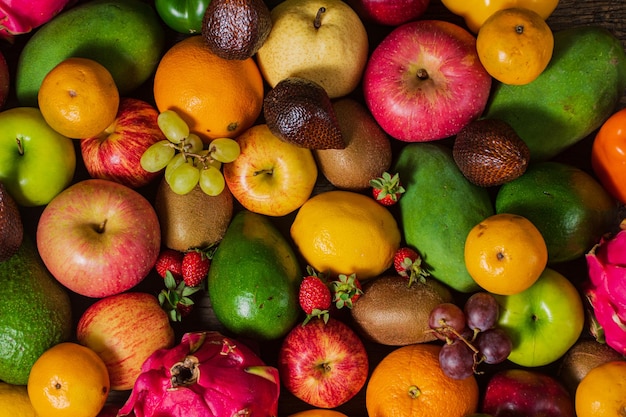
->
[
  {"left": 207, "top": 210, "right": 301, "bottom": 340},
  {"left": 0, "top": 237, "right": 72, "bottom": 385},
  {"left": 483, "top": 26, "right": 626, "bottom": 161},
  {"left": 15, "top": 0, "right": 165, "bottom": 106}
]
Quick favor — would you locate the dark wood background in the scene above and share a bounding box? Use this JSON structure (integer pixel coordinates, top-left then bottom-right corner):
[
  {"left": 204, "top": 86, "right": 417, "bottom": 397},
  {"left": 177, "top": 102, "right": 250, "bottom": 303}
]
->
[{"left": 2, "top": 0, "right": 626, "bottom": 415}]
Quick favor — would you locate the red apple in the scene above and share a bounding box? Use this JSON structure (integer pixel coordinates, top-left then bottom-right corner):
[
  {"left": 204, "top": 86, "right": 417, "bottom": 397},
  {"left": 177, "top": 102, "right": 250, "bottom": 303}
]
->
[
  {"left": 77, "top": 292, "right": 175, "bottom": 391},
  {"left": 363, "top": 19, "right": 492, "bottom": 142},
  {"left": 80, "top": 97, "right": 166, "bottom": 189},
  {"left": 481, "top": 369, "right": 575, "bottom": 417},
  {"left": 352, "top": 0, "right": 430, "bottom": 26},
  {"left": 36, "top": 178, "right": 161, "bottom": 298},
  {"left": 278, "top": 317, "right": 369, "bottom": 408},
  {"left": 0, "top": 51, "right": 9, "bottom": 109}
]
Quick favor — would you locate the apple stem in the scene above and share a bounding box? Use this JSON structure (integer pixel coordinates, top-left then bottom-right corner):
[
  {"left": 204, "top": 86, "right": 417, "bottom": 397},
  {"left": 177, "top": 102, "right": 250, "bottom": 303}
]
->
[
  {"left": 96, "top": 219, "right": 107, "bottom": 234},
  {"left": 408, "top": 385, "right": 421, "bottom": 399},
  {"left": 253, "top": 168, "right": 273, "bottom": 176},
  {"left": 15, "top": 136, "right": 24, "bottom": 155},
  {"left": 416, "top": 68, "right": 429, "bottom": 80},
  {"left": 314, "top": 7, "right": 326, "bottom": 29}
]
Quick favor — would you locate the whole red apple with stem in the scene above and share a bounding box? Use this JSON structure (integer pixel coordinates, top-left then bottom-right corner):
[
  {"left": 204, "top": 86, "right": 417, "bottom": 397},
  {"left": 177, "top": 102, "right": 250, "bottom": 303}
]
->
[
  {"left": 81, "top": 97, "right": 166, "bottom": 189},
  {"left": 36, "top": 178, "right": 161, "bottom": 298},
  {"left": 363, "top": 19, "right": 492, "bottom": 142},
  {"left": 278, "top": 317, "right": 369, "bottom": 408}
]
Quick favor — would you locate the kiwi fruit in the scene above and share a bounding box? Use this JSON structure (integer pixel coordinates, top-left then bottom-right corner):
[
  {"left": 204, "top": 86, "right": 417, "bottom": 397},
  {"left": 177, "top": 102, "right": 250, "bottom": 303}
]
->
[
  {"left": 557, "top": 339, "right": 625, "bottom": 396},
  {"left": 350, "top": 275, "right": 453, "bottom": 346},
  {"left": 314, "top": 98, "right": 393, "bottom": 191},
  {"left": 0, "top": 182, "right": 23, "bottom": 261},
  {"left": 154, "top": 177, "right": 234, "bottom": 252},
  {"left": 453, "top": 118, "right": 530, "bottom": 187},
  {"left": 201, "top": 0, "right": 272, "bottom": 60}
]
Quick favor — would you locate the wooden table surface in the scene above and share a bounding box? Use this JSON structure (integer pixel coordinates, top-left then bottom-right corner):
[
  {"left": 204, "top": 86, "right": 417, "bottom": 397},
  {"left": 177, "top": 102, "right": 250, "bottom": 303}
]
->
[{"left": 3, "top": 0, "right": 626, "bottom": 415}]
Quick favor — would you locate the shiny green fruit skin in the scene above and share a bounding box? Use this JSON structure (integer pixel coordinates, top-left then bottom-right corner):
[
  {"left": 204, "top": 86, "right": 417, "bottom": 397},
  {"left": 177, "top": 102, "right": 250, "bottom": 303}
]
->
[
  {"left": 484, "top": 26, "right": 626, "bottom": 161},
  {"left": 16, "top": 0, "right": 165, "bottom": 106},
  {"left": 495, "top": 161, "right": 617, "bottom": 264},
  {"left": 394, "top": 143, "right": 493, "bottom": 293},
  {"left": 207, "top": 210, "right": 301, "bottom": 340},
  {"left": 0, "top": 238, "right": 72, "bottom": 385}
]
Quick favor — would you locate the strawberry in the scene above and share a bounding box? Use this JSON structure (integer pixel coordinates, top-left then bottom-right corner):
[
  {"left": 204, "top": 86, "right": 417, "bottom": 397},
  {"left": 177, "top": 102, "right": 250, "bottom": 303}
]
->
[
  {"left": 370, "top": 171, "right": 406, "bottom": 206},
  {"left": 155, "top": 248, "right": 184, "bottom": 283},
  {"left": 181, "top": 249, "right": 211, "bottom": 288},
  {"left": 393, "top": 247, "right": 430, "bottom": 287},
  {"left": 331, "top": 273, "right": 363, "bottom": 309},
  {"left": 158, "top": 271, "right": 201, "bottom": 322},
  {"left": 299, "top": 266, "right": 331, "bottom": 325}
]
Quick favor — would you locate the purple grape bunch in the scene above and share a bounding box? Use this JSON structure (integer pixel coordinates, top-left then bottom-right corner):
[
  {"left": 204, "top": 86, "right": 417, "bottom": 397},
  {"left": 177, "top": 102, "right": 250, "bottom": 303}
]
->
[{"left": 428, "top": 292, "right": 513, "bottom": 380}]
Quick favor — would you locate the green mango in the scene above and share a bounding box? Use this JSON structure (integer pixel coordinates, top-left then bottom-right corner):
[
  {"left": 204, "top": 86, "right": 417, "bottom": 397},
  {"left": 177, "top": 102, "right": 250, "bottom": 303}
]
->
[
  {"left": 207, "top": 210, "right": 301, "bottom": 340},
  {"left": 483, "top": 26, "right": 626, "bottom": 161},
  {"left": 16, "top": 0, "right": 165, "bottom": 106},
  {"left": 393, "top": 143, "right": 493, "bottom": 293},
  {"left": 0, "top": 238, "right": 72, "bottom": 385}
]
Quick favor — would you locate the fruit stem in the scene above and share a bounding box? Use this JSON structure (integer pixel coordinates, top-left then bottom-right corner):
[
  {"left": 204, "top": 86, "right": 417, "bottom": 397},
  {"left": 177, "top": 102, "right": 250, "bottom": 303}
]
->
[
  {"left": 253, "top": 168, "right": 273, "bottom": 176},
  {"left": 16, "top": 136, "right": 24, "bottom": 155},
  {"left": 416, "top": 68, "right": 429, "bottom": 80},
  {"left": 314, "top": 7, "right": 326, "bottom": 29},
  {"left": 408, "top": 385, "right": 421, "bottom": 399},
  {"left": 96, "top": 219, "right": 107, "bottom": 234}
]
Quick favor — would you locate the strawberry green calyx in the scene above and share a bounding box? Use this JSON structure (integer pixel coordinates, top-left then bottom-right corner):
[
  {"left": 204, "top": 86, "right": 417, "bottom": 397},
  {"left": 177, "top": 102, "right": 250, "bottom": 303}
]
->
[
  {"left": 331, "top": 273, "right": 363, "bottom": 309},
  {"left": 370, "top": 171, "right": 406, "bottom": 205},
  {"left": 158, "top": 271, "right": 202, "bottom": 322}
]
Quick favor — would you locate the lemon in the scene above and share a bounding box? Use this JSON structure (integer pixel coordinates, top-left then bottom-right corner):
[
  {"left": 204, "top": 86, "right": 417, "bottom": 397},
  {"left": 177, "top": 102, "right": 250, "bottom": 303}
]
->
[
  {"left": 0, "top": 382, "right": 39, "bottom": 416},
  {"left": 290, "top": 190, "right": 401, "bottom": 280}
]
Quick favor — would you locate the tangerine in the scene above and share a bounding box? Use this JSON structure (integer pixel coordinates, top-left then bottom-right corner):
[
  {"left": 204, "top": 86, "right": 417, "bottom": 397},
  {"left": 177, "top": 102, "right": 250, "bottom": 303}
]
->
[
  {"left": 464, "top": 213, "right": 548, "bottom": 295},
  {"left": 38, "top": 57, "right": 119, "bottom": 138},
  {"left": 366, "top": 343, "right": 479, "bottom": 417},
  {"left": 153, "top": 35, "right": 264, "bottom": 143},
  {"left": 476, "top": 7, "right": 554, "bottom": 85},
  {"left": 290, "top": 190, "right": 401, "bottom": 280},
  {"left": 27, "top": 342, "right": 110, "bottom": 417},
  {"left": 575, "top": 360, "right": 626, "bottom": 417}
]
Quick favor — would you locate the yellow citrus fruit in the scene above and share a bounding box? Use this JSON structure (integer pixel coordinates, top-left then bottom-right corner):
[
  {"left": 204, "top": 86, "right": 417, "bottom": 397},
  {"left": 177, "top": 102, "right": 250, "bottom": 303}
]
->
[
  {"left": 290, "top": 190, "right": 401, "bottom": 280},
  {"left": 0, "top": 382, "right": 39, "bottom": 416},
  {"left": 38, "top": 57, "right": 119, "bottom": 138},
  {"left": 464, "top": 213, "right": 548, "bottom": 295},
  {"left": 366, "top": 343, "right": 479, "bottom": 417},
  {"left": 153, "top": 35, "right": 264, "bottom": 143},
  {"left": 575, "top": 360, "right": 626, "bottom": 417},
  {"left": 476, "top": 7, "right": 554, "bottom": 85},
  {"left": 27, "top": 342, "right": 110, "bottom": 417}
]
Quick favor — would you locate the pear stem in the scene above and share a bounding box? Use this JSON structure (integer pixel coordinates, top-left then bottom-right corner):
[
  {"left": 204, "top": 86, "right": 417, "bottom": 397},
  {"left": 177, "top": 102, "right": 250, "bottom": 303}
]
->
[{"left": 314, "top": 7, "right": 326, "bottom": 29}]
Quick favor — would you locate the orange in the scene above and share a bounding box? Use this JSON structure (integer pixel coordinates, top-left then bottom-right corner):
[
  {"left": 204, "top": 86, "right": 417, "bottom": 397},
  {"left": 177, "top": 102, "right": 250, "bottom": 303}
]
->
[
  {"left": 27, "top": 342, "right": 110, "bottom": 417},
  {"left": 476, "top": 7, "right": 554, "bottom": 85},
  {"left": 153, "top": 35, "right": 264, "bottom": 143},
  {"left": 575, "top": 360, "right": 626, "bottom": 417},
  {"left": 464, "top": 213, "right": 548, "bottom": 295},
  {"left": 290, "top": 190, "right": 401, "bottom": 280},
  {"left": 38, "top": 57, "right": 119, "bottom": 138},
  {"left": 288, "top": 411, "right": 349, "bottom": 417},
  {"left": 366, "top": 343, "right": 479, "bottom": 417}
]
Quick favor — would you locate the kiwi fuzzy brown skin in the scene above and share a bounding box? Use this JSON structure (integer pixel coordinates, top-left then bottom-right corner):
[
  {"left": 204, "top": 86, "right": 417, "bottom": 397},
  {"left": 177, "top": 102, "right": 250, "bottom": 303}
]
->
[
  {"left": 349, "top": 274, "right": 453, "bottom": 346},
  {"left": 314, "top": 98, "right": 393, "bottom": 191},
  {"left": 0, "top": 181, "right": 23, "bottom": 261},
  {"left": 154, "top": 177, "right": 234, "bottom": 252},
  {"left": 557, "top": 338, "right": 625, "bottom": 396}
]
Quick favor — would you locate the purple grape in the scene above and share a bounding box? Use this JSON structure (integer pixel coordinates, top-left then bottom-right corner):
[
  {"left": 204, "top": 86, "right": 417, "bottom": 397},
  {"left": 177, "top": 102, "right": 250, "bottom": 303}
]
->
[
  {"left": 438, "top": 340, "right": 476, "bottom": 380},
  {"left": 475, "top": 328, "right": 513, "bottom": 364},
  {"left": 464, "top": 292, "right": 499, "bottom": 332},
  {"left": 428, "top": 303, "right": 468, "bottom": 341}
]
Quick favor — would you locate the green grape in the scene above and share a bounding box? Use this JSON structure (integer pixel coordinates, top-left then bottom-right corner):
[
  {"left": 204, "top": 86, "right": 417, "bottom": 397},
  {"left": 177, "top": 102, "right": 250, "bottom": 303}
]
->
[
  {"left": 140, "top": 140, "right": 175, "bottom": 172},
  {"left": 168, "top": 161, "right": 200, "bottom": 195},
  {"left": 209, "top": 137, "right": 240, "bottom": 163},
  {"left": 184, "top": 133, "right": 204, "bottom": 154},
  {"left": 158, "top": 110, "right": 189, "bottom": 144},
  {"left": 165, "top": 153, "right": 187, "bottom": 185},
  {"left": 199, "top": 165, "right": 226, "bottom": 196}
]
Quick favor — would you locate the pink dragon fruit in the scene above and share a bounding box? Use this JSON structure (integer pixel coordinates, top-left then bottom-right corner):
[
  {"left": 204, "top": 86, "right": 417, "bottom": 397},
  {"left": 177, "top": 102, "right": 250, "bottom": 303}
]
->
[
  {"left": 584, "top": 228, "right": 626, "bottom": 355},
  {"left": 117, "top": 331, "right": 280, "bottom": 417},
  {"left": 0, "top": 0, "right": 74, "bottom": 41}
]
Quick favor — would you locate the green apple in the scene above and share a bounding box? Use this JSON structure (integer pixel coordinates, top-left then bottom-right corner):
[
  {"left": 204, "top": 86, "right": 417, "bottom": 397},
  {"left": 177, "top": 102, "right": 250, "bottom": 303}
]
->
[
  {"left": 0, "top": 107, "right": 76, "bottom": 207},
  {"left": 256, "top": 0, "right": 369, "bottom": 99},
  {"left": 494, "top": 268, "right": 584, "bottom": 367}
]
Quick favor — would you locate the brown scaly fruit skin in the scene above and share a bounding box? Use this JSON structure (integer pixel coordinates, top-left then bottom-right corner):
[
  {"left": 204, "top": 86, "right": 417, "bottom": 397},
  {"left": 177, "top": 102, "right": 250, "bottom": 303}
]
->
[
  {"left": 202, "top": 0, "right": 272, "bottom": 60},
  {"left": 0, "top": 182, "right": 23, "bottom": 261},
  {"left": 263, "top": 76, "right": 345, "bottom": 149},
  {"left": 452, "top": 118, "right": 530, "bottom": 188}
]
